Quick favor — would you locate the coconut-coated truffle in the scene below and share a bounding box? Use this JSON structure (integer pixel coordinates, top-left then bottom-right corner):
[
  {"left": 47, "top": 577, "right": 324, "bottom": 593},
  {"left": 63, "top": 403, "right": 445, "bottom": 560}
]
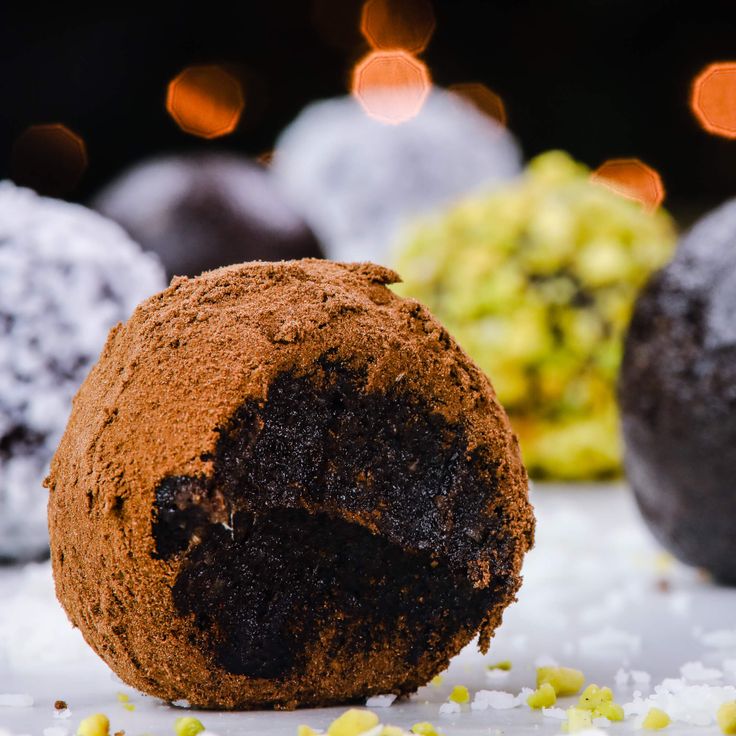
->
[
  {"left": 47, "top": 259, "right": 534, "bottom": 709},
  {"left": 272, "top": 89, "right": 521, "bottom": 265},
  {"left": 394, "top": 151, "right": 676, "bottom": 480},
  {"left": 93, "top": 153, "right": 324, "bottom": 279},
  {"left": 620, "top": 199, "right": 736, "bottom": 582},
  {"left": 0, "top": 181, "right": 165, "bottom": 562}
]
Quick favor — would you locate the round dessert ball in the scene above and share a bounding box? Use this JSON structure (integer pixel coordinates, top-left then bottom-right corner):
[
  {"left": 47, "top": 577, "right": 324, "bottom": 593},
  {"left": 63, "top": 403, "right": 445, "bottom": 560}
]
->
[
  {"left": 0, "top": 181, "right": 166, "bottom": 562},
  {"left": 92, "top": 153, "right": 324, "bottom": 279},
  {"left": 394, "top": 151, "right": 676, "bottom": 480},
  {"left": 620, "top": 199, "right": 736, "bottom": 582},
  {"left": 272, "top": 89, "right": 521, "bottom": 265},
  {"left": 47, "top": 260, "right": 534, "bottom": 709}
]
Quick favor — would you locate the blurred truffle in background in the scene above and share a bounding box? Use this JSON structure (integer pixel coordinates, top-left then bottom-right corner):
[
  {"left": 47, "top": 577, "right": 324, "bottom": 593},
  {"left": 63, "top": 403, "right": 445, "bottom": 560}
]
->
[
  {"left": 394, "top": 151, "right": 676, "bottom": 480},
  {"left": 620, "top": 198, "right": 736, "bottom": 582},
  {"left": 0, "top": 182, "right": 166, "bottom": 562},
  {"left": 272, "top": 88, "right": 521, "bottom": 265},
  {"left": 93, "top": 153, "right": 324, "bottom": 279}
]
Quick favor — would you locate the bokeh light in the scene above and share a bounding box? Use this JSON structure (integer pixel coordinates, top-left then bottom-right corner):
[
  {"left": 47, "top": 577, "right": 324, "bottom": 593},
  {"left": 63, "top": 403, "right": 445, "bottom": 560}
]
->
[
  {"left": 691, "top": 62, "right": 736, "bottom": 139},
  {"left": 10, "top": 123, "right": 87, "bottom": 198},
  {"left": 351, "top": 50, "right": 431, "bottom": 125},
  {"left": 450, "top": 82, "right": 507, "bottom": 126},
  {"left": 591, "top": 158, "right": 665, "bottom": 212},
  {"left": 360, "top": 0, "right": 436, "bottom": 54},
  {"left": 166, "top": 65, "right": 244, "bottom": 139}
]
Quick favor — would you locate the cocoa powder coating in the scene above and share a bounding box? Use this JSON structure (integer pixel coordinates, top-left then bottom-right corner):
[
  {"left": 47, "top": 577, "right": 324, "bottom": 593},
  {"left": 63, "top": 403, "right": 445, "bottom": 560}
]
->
[{"left": 47, "top": 259, "right": 534, "bottom": 709}]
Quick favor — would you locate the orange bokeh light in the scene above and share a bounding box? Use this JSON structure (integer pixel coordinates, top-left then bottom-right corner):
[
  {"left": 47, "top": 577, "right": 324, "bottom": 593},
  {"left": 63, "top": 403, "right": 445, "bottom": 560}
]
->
[
  {"left": 450, "top": 82, "right": 507, "bottom": 126},
  {"left": 591, "top": 158, "right": 665, "bottom": 212},
  {"left": 166, "top": 65, "right": 244, "bottom": 139},
  {"left": 360, "top": 0, "right": 436, "bottom": 55},
  {"left": 10, "top": 123, "right": 87, "bottom": 197},
  {"left": 691, "top": 62, "right": 736, "bottom": 139},
  {"left": 351, "top": 50, "right": 431, "bottom": 125}
]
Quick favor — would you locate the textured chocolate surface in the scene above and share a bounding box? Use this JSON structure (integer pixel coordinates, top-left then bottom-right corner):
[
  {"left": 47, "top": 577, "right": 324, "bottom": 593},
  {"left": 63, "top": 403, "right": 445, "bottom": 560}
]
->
[
  {"left": 620, "top": 199, "right": 736, "bottom": 582},
  {"left": 48, "top": 259, "right": 533, "bottom": 708},
  {"left": 153, "top": 360, "right": 505, "bottom": 683}
]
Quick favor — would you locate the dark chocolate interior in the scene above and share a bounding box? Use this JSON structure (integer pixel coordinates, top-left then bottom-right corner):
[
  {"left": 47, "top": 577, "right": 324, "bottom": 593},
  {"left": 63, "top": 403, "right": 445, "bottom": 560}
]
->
[{"left": 153, "top": 357, "right": 506, "bottom": 680}]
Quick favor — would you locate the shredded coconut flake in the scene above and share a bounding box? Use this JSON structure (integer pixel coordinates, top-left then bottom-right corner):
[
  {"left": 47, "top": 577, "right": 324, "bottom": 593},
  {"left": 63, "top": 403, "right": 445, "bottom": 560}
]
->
[
  {"left": 541, "top": 707, "right": 567, "bottom": 720},
  {"left": 680, "top": 660, "right": 723, "bottom": 682},
  {"left": 471, "top": 690, "right": 520, "bottom": 710},
  {"left": 631, "top": 670, "right": 652, "bottom": 686},
  {"left": 438, "top": 701, "right": 460, "bottom": 715},
  {"left": 365, "top": 694, "right": 396, "bottom": 708},
  {"left": 624, "top": 679, "right": 736, "bottom": 726}
]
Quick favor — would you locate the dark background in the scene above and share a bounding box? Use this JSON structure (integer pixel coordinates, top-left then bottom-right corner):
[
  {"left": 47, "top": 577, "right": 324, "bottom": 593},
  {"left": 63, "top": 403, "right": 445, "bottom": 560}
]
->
[{"left": 1, "top": 1, "right": 736, "bottom": 224}]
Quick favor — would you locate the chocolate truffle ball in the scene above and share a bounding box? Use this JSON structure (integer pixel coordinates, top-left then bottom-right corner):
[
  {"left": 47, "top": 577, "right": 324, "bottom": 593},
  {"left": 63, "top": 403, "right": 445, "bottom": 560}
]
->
[
  {"left": 0, "top": 181, "right": 166, "bottom": 562},
  {"left": 620, "top": 199, "right": 736, "bottom": 582},
  {"left": 395, "top": 151, "right": 676, "bottom": 480},
  {"left": 92, "top": 153, "right": 323, "bottom": 279},
  {"left": 48, "top": 260, "right": 534, "bottom": 709},
  {"left": 272, "top": 89, "right": 521, "bottom": 264}
]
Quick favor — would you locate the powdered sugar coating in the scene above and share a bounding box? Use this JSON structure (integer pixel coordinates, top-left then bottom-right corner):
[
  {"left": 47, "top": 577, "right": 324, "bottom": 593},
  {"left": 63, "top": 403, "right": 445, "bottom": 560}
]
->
[
  {"left": 272, "top": 89, "right": 521, "bottom": 265},
  {"left": 0, "top": 182, "right": 166, "bottom": 560}
]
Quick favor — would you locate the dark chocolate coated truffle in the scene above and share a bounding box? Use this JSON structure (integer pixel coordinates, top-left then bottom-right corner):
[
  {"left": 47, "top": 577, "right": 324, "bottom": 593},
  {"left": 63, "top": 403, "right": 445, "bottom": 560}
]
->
[
  {"left": 92, "top": 153, "right": 323, "bottom": 279},
  {"left": 619, "top": 199, "right": 736, "bottom": 582},
  {"left": 47, "top": 260, "right": 534, "bottom": 709}
]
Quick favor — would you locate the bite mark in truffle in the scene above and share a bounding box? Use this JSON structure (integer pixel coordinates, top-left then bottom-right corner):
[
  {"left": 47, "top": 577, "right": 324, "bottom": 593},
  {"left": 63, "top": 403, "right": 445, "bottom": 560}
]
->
[{"left": 153, "top": 359, "right": 507, "bottom": 680}]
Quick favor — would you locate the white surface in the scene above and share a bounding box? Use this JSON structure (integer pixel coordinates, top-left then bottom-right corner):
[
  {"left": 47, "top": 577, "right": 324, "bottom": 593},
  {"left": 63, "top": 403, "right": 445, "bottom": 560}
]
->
[{"left": 1, "top": 484, "right": 735, "bottom": 735}]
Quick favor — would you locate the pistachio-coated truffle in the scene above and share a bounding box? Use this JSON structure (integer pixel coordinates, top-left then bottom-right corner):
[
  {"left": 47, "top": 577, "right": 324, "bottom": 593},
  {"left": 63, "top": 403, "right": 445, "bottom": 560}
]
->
[
  {"left": 394, "top": 151, "right": 676, "bottom": 480},
  {"left": 48, "top": 260, "right": 534, "bottom": 709}
]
